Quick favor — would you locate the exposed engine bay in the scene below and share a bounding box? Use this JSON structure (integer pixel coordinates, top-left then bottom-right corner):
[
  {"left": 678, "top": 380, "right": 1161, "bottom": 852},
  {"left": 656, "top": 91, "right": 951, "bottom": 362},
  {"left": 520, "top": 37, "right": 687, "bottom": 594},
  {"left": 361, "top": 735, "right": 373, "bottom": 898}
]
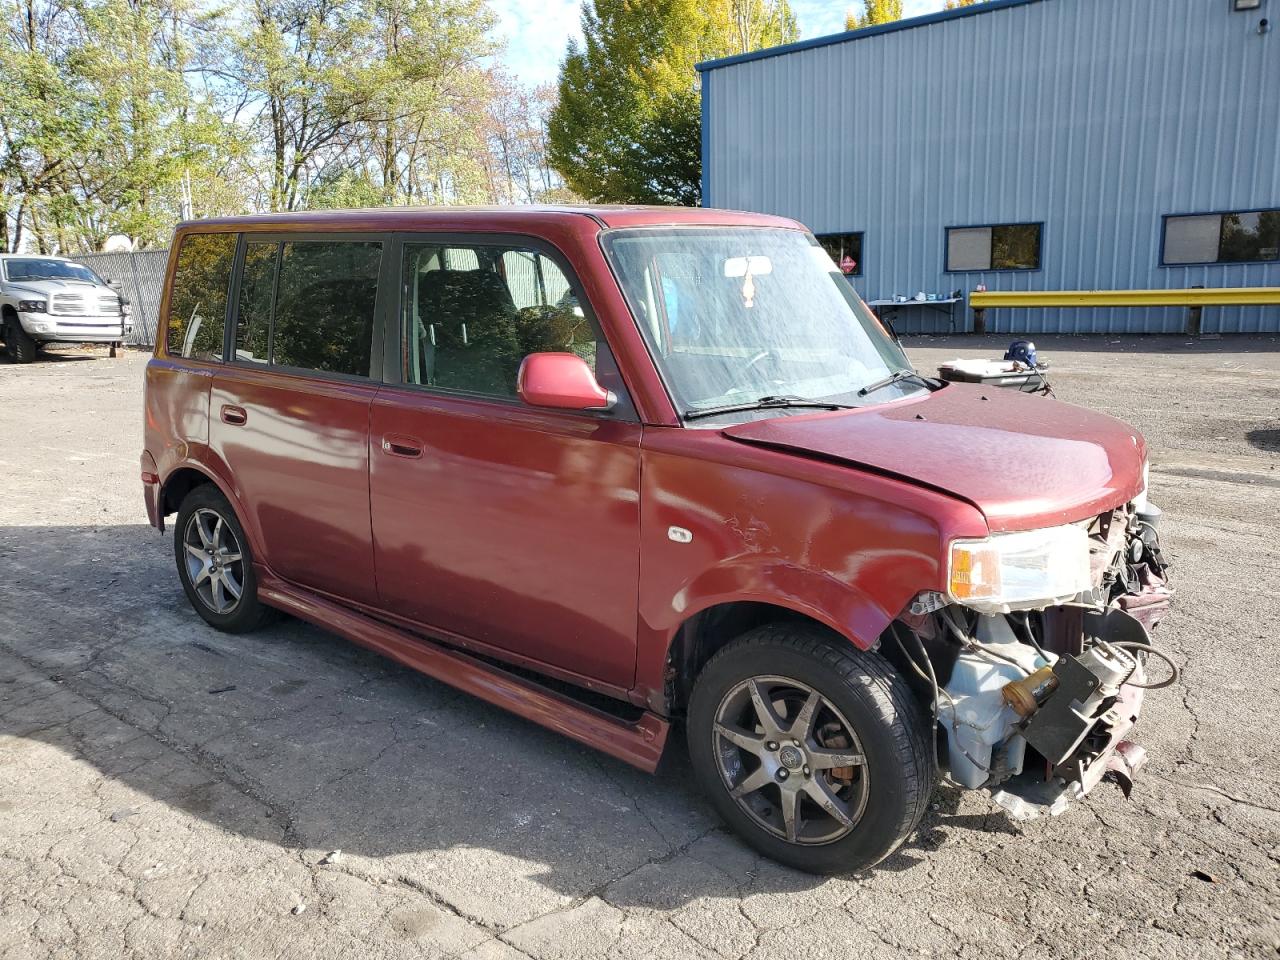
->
[{"left": 888, "top": 498, "right": 1174, "bottom": 819}]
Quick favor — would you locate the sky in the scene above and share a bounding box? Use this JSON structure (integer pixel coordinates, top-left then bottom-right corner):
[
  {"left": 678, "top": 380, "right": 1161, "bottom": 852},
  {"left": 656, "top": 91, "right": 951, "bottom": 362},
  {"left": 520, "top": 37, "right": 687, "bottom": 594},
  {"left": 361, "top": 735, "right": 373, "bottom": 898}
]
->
[{"left": 489, "top": 0, "right": 949, "bottom": 88}]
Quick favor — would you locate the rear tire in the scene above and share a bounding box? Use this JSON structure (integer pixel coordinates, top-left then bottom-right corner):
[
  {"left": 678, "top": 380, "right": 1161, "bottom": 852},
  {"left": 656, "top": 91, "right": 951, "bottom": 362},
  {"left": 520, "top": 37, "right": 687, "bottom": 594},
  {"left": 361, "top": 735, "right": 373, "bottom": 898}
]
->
[
  {"left": 4, "top": 317, "right": 36, "bottom": 363},
  {"left": 174, "top": 484, "right": 272, "bottom": 633},
  {"left": 687, "top": 623, "right": 934, "bottom": 875}
]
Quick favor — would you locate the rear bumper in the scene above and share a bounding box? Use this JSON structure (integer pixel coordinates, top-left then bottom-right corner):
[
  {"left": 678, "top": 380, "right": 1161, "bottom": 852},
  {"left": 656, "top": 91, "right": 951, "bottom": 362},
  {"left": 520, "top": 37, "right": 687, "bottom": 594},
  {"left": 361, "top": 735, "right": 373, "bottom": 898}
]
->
[{"left": 141, "top": 451, "right": 163, "bottom": 531}]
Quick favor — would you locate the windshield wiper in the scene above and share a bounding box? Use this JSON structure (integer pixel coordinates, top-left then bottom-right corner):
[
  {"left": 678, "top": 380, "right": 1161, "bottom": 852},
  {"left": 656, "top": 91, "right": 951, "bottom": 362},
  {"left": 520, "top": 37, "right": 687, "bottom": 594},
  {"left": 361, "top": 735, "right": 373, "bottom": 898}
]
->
[
  {"left": 857, "top": 369, "right": 942, "bottom": 398},
  {"left": 684, "top": 395, "right": 854, "bottom": 422}
]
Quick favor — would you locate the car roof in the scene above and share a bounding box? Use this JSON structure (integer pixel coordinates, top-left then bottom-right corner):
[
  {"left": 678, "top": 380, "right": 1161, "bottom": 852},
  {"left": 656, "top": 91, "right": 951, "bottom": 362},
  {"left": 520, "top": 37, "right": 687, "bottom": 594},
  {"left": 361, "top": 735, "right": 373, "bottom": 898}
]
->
[{"left": 177, "top": 205, "right": 805, "bottom": 234}]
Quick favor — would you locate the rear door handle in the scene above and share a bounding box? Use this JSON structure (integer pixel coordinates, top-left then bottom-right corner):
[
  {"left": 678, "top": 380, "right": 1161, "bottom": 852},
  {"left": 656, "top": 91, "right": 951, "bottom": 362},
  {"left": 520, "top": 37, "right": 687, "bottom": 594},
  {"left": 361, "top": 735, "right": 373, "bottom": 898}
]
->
[
  {"left": 221, "top": 404, "right": 247, "bottom": 426},
  {"left": 381, "top": 434, "right": 423, "bottom": 459}
]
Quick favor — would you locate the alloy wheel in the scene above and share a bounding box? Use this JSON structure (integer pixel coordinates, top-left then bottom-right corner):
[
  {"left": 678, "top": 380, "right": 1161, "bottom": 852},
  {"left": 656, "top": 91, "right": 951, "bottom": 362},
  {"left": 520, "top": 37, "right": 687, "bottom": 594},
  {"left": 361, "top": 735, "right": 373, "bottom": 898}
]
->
[
  {"left": 182, "top": 507, "right": 245, "bottom": 615},
  {"left": 712, "top": 675, "right": 870, "bottom": 845}
]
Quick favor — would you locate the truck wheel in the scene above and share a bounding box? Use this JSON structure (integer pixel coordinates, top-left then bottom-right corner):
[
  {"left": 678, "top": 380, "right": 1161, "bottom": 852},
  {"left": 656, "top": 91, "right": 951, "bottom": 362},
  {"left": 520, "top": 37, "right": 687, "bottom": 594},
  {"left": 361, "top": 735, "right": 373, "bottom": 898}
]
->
[
  {"left": 687, "top": 624, "right": 934, "bottom": 875},
  {"left": 4, "top": 317, "right": 36, "bottom": 363},
  {"left": 174, "top": 484, "right": 272, "bottom": 633}
]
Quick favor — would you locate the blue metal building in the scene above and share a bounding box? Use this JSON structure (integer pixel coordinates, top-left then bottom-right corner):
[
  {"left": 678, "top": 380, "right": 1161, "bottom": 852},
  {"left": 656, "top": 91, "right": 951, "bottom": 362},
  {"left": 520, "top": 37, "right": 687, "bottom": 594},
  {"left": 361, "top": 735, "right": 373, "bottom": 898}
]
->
[{"left": 697, "top": 0, "right": 1280, "bottom": 334}]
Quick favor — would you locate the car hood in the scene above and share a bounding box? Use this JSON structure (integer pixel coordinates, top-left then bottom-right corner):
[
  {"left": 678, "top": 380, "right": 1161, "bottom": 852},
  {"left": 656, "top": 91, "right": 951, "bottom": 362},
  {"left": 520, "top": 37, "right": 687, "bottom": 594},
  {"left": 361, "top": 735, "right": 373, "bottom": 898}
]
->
[{"left": 720, "top": 384, "right": 1147, "bottom": 531}]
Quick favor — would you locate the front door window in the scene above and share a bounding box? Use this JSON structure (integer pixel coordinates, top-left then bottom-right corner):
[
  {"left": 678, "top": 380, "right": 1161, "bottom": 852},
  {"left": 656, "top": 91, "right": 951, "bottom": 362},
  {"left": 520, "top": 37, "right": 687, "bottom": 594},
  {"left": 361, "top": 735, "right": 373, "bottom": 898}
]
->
[{"left": 403, "top": 242, "right": 599, "bottom": 397}]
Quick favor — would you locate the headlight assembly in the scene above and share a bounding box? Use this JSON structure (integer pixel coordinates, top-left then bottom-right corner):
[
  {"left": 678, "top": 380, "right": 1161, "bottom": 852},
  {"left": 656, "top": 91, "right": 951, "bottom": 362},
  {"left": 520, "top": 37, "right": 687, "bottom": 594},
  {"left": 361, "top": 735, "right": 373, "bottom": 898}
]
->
[
  {"left": 948, "top": 524, "right": 1091, "bottom": 614},
  {"left": 18, "top": 299, "right": 47, "bottom": 313}
]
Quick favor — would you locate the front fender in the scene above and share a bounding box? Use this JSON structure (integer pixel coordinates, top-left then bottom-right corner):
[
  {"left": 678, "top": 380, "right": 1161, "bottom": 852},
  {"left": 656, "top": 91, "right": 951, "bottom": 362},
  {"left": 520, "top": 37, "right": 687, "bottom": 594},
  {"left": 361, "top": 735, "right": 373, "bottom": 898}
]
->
[
  {"left": 631, "top": 431, "right": 988, "bottom": 712},
  {"left": 671, "top": 557, "right": 899, "bottom": 651}
]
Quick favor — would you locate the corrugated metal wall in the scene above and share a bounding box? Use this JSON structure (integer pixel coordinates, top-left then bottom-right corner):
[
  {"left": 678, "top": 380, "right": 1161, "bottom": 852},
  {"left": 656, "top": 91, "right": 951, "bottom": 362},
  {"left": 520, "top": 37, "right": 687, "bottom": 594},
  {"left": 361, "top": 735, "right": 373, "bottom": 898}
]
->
[{"left": 702, "top": 0, "right": 1280, "bottom": 334}]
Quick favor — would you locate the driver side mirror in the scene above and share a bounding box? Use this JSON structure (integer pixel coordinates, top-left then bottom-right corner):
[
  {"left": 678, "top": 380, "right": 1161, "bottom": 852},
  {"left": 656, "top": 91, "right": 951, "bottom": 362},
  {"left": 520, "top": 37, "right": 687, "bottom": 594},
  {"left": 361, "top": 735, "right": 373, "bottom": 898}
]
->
[{"left": 518, "top": 352, "right": 616, "bottom": 412}]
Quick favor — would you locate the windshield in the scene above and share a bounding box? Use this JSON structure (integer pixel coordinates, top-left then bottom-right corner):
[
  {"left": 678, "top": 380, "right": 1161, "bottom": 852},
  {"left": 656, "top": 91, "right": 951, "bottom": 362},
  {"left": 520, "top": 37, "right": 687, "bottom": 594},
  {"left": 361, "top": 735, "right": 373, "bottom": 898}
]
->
[
  {"left": 4, "top": 258, "right": 103, "bottom": 284},
  {"left": 601, "top": 227, "right": 917, "bottom": 420}
]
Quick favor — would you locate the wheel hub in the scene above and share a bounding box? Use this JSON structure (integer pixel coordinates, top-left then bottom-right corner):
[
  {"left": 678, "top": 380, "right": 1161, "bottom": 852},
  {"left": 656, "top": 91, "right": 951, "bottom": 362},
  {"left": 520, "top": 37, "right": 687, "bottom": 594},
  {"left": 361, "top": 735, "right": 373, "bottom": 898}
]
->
[
  {"left": 712, "top": 675, "right": 870, "bottom": 846},
  {"left": 183, "top": 507, "right": 245, "bottom": 616},
  {"left": 778, "top": 744, "right": 804, "bottom": 769}
]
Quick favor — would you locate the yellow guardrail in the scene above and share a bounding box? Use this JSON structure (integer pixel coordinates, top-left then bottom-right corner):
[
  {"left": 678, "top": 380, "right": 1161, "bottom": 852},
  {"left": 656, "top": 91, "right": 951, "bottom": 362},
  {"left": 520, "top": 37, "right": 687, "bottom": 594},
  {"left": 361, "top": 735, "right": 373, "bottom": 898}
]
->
[{"left": 969, "top": 288, "right": 1280, "bottom": 308}]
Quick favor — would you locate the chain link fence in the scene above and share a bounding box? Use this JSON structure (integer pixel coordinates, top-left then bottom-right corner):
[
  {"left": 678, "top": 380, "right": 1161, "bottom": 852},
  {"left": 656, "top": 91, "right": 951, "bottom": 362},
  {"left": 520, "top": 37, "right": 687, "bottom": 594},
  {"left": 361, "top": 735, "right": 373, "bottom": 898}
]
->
[{"left": 71, "top": 250, "right": 169, "bottom": 347}]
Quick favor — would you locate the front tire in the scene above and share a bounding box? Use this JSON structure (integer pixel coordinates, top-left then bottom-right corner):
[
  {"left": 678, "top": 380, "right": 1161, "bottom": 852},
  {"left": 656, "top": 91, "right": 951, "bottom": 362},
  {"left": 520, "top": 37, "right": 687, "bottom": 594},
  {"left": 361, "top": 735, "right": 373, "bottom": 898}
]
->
[
  {"left": 5, "top": 317, "right": 36, "bottom": 363},
  {"left": 174, "top": 484, "right": 271, "bottom": 633},
  {"left": 687, "top": 624, "right": 935, "bottom": 875}
]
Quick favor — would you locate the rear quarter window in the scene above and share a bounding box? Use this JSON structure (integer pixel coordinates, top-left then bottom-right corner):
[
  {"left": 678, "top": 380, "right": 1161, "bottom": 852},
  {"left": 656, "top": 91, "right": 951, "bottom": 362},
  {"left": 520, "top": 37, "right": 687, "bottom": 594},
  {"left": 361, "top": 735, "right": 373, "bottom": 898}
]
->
[{"left": 166, "top": 233, "right": 236, "bottom": 361}]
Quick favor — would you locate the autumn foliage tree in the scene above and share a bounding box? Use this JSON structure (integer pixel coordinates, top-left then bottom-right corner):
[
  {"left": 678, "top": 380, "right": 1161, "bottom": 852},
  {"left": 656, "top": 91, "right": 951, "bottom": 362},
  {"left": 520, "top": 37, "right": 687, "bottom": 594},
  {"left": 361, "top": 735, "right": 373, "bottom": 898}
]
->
[
  {"left": 548, "top": 0, "right": 798, "bottom": 205},
  {"left": 845, "top": 0, "right": 902, "bottom": 30}
]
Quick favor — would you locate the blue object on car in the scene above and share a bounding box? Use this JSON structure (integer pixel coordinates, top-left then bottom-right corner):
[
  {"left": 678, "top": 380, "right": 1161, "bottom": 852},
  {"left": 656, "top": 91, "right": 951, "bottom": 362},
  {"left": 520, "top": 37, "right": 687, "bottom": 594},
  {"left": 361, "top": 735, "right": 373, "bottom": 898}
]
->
[{"left": 1004, "top": 339, "right": 1039, "bottom": 368}]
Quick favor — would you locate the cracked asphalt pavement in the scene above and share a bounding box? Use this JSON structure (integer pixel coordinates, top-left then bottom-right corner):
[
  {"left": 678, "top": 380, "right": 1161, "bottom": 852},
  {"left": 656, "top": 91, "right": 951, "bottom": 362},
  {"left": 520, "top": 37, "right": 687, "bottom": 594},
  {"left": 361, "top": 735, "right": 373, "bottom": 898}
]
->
[{"left": 2, "top": 335, "right": 1278, "bottom": 959}]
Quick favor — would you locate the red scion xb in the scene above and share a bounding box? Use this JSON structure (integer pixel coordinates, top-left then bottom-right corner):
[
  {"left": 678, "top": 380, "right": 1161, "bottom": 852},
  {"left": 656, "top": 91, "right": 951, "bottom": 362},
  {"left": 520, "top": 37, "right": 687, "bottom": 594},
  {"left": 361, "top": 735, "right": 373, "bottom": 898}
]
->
[{"left": 141, "top": 206, "right": 1173, "bottom": 873}]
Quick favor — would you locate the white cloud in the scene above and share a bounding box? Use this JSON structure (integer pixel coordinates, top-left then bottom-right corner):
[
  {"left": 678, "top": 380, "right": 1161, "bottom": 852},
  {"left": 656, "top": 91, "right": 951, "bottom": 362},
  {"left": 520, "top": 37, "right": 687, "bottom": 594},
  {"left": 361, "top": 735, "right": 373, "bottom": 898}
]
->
[
  {"left": 488, "top": 0, "right": 583, "bottom": 87},
  {"left": 491, "top": 1, "right": 952, "bottom": 89}
]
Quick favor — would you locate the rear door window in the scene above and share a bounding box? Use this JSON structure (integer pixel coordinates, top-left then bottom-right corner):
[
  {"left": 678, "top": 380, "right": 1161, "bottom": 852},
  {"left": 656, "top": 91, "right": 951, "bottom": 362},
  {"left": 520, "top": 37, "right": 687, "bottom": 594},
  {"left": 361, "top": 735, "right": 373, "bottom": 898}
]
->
[
  {"left": 167, "top": 233, "right": 236, "bottom": 361},
  {"left": 234, "top": 241, "right": 276, "bottom": 364},
  {"left": 272, "top": 241, "right": 382, "bottom": 377},
  {"left": 228, "top": 238, "right": 382, "bottom": 379}
]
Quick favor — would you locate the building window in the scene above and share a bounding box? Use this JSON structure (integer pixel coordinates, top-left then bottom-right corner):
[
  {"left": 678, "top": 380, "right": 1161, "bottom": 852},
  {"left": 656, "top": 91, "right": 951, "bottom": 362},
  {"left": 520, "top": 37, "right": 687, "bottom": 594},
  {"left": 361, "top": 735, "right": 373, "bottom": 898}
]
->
[
  {"left": 945, "top": 223, "right": 1042, "bottom": 272},
  {"left": 1162, "top": 209, "right": 1280, "bottom": 266},
  {"left": 815, "top": 232, "right": 863, "bottom": 276}
]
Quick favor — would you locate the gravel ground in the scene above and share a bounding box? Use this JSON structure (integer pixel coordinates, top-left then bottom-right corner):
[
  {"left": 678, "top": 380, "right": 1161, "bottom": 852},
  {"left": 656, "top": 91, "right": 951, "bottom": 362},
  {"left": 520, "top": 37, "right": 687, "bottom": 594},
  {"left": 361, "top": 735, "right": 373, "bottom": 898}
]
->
[{"left": 1, "top": 335, "right": 1278, "bottom": 960}]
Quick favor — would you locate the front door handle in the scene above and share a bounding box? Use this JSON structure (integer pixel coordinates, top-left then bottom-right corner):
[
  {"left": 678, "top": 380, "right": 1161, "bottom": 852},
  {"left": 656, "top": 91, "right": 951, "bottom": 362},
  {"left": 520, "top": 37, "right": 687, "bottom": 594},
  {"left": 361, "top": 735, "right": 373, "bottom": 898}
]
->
[
  {"left": 221, "top": 404, "right": 247, "bottom": 426},
  {"left": 381, "top": 434, "right": 423, "bottom": 459}
]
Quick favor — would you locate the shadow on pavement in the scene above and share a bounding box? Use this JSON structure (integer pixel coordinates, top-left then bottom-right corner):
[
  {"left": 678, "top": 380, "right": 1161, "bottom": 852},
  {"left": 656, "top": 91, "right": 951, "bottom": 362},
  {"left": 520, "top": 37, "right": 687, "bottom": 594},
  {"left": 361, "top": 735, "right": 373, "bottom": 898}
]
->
[
  {"left": 0, "top": 347, "right": 103, "bottom": 363},
  {"left": 0, "top": 521, "right": 999, "bottom": 905},
  {"left": 1247, "top": 428, "right": 1280, "bottom": 452}
]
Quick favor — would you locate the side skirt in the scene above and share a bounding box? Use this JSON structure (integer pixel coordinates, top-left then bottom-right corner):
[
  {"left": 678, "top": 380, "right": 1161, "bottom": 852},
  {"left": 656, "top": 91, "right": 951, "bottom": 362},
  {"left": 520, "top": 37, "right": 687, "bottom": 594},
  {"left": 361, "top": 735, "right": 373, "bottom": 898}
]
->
[{"left": 256, "top": 572, "right": 670, "bottom": 773}]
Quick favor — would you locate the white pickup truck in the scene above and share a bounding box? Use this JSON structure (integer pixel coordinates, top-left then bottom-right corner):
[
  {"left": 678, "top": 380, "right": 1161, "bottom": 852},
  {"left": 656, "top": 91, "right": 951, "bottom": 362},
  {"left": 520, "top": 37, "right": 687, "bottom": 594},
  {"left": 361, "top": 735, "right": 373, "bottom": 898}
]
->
[{"left": 1, "top": 254, "right": 133, "bottom": 362}]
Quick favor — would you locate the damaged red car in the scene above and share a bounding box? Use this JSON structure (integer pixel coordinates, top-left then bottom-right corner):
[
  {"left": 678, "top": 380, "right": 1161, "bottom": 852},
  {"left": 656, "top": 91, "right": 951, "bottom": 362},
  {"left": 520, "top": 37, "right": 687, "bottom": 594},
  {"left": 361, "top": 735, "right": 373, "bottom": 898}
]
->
[{"left": 142, "top": 207, "right": 1174, "bottom": 874}]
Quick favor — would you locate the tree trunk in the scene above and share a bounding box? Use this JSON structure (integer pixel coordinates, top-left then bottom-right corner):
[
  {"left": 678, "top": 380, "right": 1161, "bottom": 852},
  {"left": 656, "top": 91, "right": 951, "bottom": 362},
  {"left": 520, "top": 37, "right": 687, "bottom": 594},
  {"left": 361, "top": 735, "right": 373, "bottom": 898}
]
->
[{"left": 271, "top": 99, "right": 287, "bottom": 212}]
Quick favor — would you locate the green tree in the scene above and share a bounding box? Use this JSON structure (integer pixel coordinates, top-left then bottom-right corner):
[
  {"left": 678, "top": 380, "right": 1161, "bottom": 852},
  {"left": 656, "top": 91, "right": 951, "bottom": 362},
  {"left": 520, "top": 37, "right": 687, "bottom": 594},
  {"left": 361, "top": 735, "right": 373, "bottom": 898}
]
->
[
  {"left": 548, "top": 0, "right": 797, "bottom": 205},
  {"left": 68, "top": 0, "right": 248, "bottom": 244},
  {"left": 944, "top": 0, "right": 982, "bottom": 8},
  {"left": 359, "top": 0, "right": 496, "bottom": 203},
  {"left": 0, "top": 0, "right": 245, "bottom": 251},
  {"left": 226, "top": 0, "right": 497, "bottom": 211},
  {"left": 846, "top": 0, "right": 903, "bottom": 30},
  {"left": 1, "top": 0, "right": 568, "bottom": 248},
  {"left": 0, "top": 0, "right": 87, "bottom": 251},
  {"left": 228, "top": 0, "right": 383, "bottom": 212}
]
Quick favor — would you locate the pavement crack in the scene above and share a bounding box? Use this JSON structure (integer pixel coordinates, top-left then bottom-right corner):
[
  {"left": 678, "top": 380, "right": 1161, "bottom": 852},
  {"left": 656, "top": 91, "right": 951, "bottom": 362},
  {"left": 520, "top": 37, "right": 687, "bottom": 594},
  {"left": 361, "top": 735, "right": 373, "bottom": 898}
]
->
[
  {"left": 590, "top": 753, "right": 673, "bottom": 847},
  {"left": 1149, "top": 773, "right": 1280, "bottom": 815}
]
